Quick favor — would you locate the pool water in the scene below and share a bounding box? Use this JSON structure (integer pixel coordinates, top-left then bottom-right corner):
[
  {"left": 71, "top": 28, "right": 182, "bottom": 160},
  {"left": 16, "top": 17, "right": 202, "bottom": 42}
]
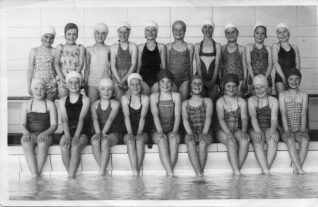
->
[{"left": 9, "top": 173, "right": 318, "bottom": 200}]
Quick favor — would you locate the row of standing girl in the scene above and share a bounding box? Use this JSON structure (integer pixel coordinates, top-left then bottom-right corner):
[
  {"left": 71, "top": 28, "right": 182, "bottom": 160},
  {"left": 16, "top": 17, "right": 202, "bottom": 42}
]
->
[
  {"left": 22, "top": 68, "right": 309, "bottom": 178},
  {"left": 27, "top": 20, "right": 300, "bottom": 103}
]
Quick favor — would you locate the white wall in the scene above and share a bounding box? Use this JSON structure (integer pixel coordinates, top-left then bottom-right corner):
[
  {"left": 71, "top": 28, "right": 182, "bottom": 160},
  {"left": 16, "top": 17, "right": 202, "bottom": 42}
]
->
[{"left": 3, "top": 4, "right": 318, "bottom": 96}]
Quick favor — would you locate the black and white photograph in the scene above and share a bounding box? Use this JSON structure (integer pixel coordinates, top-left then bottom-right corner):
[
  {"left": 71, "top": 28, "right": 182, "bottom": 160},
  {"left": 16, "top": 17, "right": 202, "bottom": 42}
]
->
[{"left": 1, "top": 0, "right": 318, "bottom": 206}]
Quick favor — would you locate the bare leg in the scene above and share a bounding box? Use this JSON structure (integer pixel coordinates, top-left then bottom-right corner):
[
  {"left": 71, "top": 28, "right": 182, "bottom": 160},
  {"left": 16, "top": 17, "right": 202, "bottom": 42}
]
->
[
  {"left": 168, "top": 134, "right": 179, "bottom": 169},
  {"left": 250, "top": 130, "right": 270, "bottom": 174},
  {"left": 141, "top": 82, "right": 151, "bottom": 96},
  {"left": 60, "top": 135, "right": 71, "bottom": 173},
  {"left": 153, "top": 133, "right": 173, "bottom": 176},
  {"left": 296, "top": 133, "right": 310, "bottom": 167},
  {"left": 275, "top": 82, "right": 285, "bottom": 95},
  {"left": 265, "top": 129, "right": 278, "bottom": 168},
  {"left": 179, "top": 81, "right": 189, "bottom": 102},
  {"left": 136, "top": 137, "right": 146, "bottom": 174},
  {"left": 199, "top": 140, "right": 209, "bottom": 173},
  {"left": 187, "top": 140, "right": 203, "bottom": 177},
  {"left": 100, "top": 134, "right": 120, "bottom": 176},
  {"left": 151, "top": 82, "right": 159, "bottom": 94},
  {"left": 114, "top": 84, "right": 125, "bottom": 102},
  {"left": 285, "top": 134, "right": 304, "bottom": 174},
  {"left": 124, "top": 135, "right": 139, "bottom": 176},
  {"left": 36, "top": 136, "right": 53, "bottom": 175},
  {"left": 217, "top": 131, "right": 240, "bottom": 176},
  {"left": 68, "top": 135, "right": 89, "bottom": 178},
  {"left": 88, "top": 86, "right": 99, "bottom": 103},
  {"left": 58, "top": 86, "right": 68, "bottom": 98},
  {"left": 91, "top": 139, "right": 101, "bottom": 167},
  {"left": 235, "top": 131, "right": 250, "bottom": 169},
  {"left": 21, "top": 135, "right": 38, "bottom": 177}
]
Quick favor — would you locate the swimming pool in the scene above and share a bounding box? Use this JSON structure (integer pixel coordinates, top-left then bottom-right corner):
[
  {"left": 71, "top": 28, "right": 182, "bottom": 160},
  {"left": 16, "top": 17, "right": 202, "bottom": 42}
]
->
[{"left": 9, "top": 173, "right": 318, "bottom": 200}]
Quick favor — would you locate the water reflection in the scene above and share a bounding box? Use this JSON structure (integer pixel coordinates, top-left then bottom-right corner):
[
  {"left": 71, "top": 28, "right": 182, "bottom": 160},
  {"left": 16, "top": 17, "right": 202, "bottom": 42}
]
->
[{"left": 9, "top": 173, "right": 318, "bottom": 200}]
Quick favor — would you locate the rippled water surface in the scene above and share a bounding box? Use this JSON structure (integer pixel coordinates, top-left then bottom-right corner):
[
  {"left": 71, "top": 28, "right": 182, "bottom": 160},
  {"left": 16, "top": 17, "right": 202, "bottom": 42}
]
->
[{"left": 9, "top": 173, "right": 318, "bottom": 200}]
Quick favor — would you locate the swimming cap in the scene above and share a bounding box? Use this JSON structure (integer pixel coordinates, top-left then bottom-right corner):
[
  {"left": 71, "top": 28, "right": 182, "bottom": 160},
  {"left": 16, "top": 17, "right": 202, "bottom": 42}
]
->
[
  {"left": 276, "top": 23, "right": 289, "bottom": 31},
  {"left": 223, "top": 74, "right": 239, "bottom": 87},
  {"left": 127, "top": 73, "right": 142, "bottom": 85},
  {"left": 41, "top": 26, "right": 56, "bottom": 36},
  {"left": 99, "top": 78, "right": 113, "bottom": 89},
  {"left": 172, "top": 20, "right": 187, "bottom": 31},
  {"left": 118, "top": 21, "right": 131, "bottom": 30},
  {"left": 94, "top": 23, "right": 109, "bottom": 34},
  {"left": 66, "top": 71, "right": 83, "bottom": 85},
  {"left": 145, "top": 20, "right": 158, "bottom": 31},
  {"left": 224, "top": 23, "right": 237, "bottom": 31},
  {"left": 202, "top": 19, "right": 215, "bottom": 29},
  {"left": 31, "top": 78, "right": 46, "bottom": 90},
  {"left": 157, "top": 69, "right": 174, "bottom": 82},
  {"left": 253, "top": 74, "right": 268, "bottom": 87}
]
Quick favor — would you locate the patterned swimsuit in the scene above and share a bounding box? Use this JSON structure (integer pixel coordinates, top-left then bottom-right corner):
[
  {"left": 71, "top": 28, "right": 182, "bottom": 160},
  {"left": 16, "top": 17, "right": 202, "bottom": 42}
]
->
[
  {"left": 222, "top": 44, "right": 244, "bottom": 81},
  {"left": 116, "top": 43, "right": 131, "bottom": 86},
  {"left": 284, "top": 92, "right": 302, "bottom": 132},
  {"left": 223, "top": 96, "right": 241, "bottom": 133},
  {"left": 256, "top": 97, "right": 271, "bottom": 130},
  {"left": 157, "top": 92, "right": 175, "bottom": 134}
]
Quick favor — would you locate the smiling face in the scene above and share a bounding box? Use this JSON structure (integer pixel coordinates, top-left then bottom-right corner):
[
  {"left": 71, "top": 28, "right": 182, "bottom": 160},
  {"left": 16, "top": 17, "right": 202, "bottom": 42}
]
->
[
  {"left": 41, "top": 33, "right": 55, "bottom": 47},
  {"left": 253, "top": 84, "right": 267, "bottom": 98},
  {"left": 129, "top": 78, "right": 142, "bottom": 95},
  {"left": 144, "top": 26, "right": 157, "bottom": 40},
  {"left": 172, "top": 22, "right": 186, "bottom": 40},
  {"left": 118, "top": 26, "right": 130, "bottom": 42},
  {"left": 159, "top": 77, "right": 172, "bottom": 93},
  {"left": 191, "top": 78, "right": 203, "bottom": 95},
  {"left": 99, "top": 85, "right": 113, "bottom": 100},
  {"left": 254, "top": 26, "right": 266, "bottom": 44},
  {"left": 32, "top": 83, "right": 46, "bottom": 100},
  {"left": 225, "top": 27, "right": 238, "bottom": 42},
  {"left": 224, "top": 82, "right": 238, "bottom": 96},
  {"left": 94, "top": 30, "right": 107, "bottom": 44},
  {"left": 202, "top": 24, "right": 214, "bottom": 38},
  {"left": 276, "top": 27, "right": 290, "bottom": 42},
  {"left": 287, "top": 75, "right": 301, "bottom": 89},
  {"left": 65, "top": 28, "right": 78, "bottom": 44},
  {"left": 67, "top": 77, "right": 81, "bottom": 93}
]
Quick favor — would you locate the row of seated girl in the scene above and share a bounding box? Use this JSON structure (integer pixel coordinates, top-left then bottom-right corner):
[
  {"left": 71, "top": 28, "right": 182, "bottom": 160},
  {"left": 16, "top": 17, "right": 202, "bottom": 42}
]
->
[
  {"left": 28, "top": 19, "right": 299, "bottom": 103},
  {"left": 21, "top": 67, "right": 309, "bottom": 178}
]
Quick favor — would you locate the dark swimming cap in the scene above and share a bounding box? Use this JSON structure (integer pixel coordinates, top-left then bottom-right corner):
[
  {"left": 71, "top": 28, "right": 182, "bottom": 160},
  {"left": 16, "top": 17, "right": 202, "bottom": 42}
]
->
[
  {"left": 223, "top": 74, "right": 239, "bottom": 87},
  {"left": 64, "top": 23, "right": 78, "bottom": 35},
  {"left": 157, "top": 69, "right": 174, "bottom": 82}
]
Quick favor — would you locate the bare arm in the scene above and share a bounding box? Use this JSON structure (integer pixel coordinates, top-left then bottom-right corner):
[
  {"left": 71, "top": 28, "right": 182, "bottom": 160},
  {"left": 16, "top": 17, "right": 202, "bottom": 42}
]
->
[
  {"left": 188, "top": 43, "right": 195, "bottom": 76},
  {"left": 212, "top": 43, "right": 222, "bottom": 84},
  {"left": 272, "top": 43, "right": 286, "bottom": 84},
  {"left": 91, "top": 101, "right": 101, "bottom": 134},
  {"left": 84, "top": 47, "right": 91, "bottom": 86},
  {"left": 27, "top": 48, "right": 36, "bottom": 95},
  {"left": 194, "top": 43, "right": 202, "bottom": 76},
  {"left": 300, "top": 93, "right": 308, "bottom": 131},
  {"left": 73, "top": 96, "right": 90, "bottom": 138},
  {"left": 248, "top": 97, "right": 261, "bottom": 133},
  {"left": 166, "top": 43, "right": 171, "bottom": 66},
  {"left": 59, "top": 97, "right": 71, "bottom": 139},
  {"left": 121, "top": 95, "right": 133, "bottom": 134},
  {"left": 279, "top": 93, "right": 290, "bottom": 132},
  {"left": 21, "top": 101, "right": 30, "bottom": 135},
  {"left": 110, "top": 44, "right": 121, "bottom": 83},
  {"left": 150, "top": 93, "right": 163, "bottom": 133},
  {"left": 245, "top": 44, "right": 254, "bottom": 79},
  {"left": 216, "top": 98, "right": 234, "bottom": 136},
  {"left": 293, "top": 45, "right": 301, "bottom": 69},
  {"left": 102, "top": 100, "right": 120, "bottom": 135},
  {"left": 182, "top": 101, "right": 193, "bottom": 135},
  {"left": 239, "top": 98, "right": 248, "bottom": 133},
  {"left": 137, "top": 95, "right": 149, "bottom": 135},
  {"left": 158, "top": 43, "right": 167, "bottom": 69},
  {"left": 137, "top": 44, "right": 143, "bottom": 73},
  {"left": 265, "top": 46, "right": 273, "bottom": 79},
  {"left": 240, "top": 45, "right": 247, "bottom": 83},
  {"left": 269, "top": 96, "right": 279, "bottom": 132},
  {"left": 76, "top": 45, "right": 85, "bottom": 73},
  {"left": 54, "top": 44, "right": 65, "bottom": 83},
  {"left": 172, "top": 92, "right": 181, "bottom": 134},
  {"left": 202, "top": 98, "right": 213, "bottom": 134},
  {"left": 120, "top": 43, "right": 138, "bottom": 84}
]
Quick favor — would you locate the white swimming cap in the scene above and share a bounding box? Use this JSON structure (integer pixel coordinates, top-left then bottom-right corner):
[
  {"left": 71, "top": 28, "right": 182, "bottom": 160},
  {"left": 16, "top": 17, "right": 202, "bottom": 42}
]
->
[
  {"left": 202, "top": 19, "right": 215, "bottom": 29},
  {"left": 253, "top": 22, "right": 266, "bottom": 32},
  {"left": 41, "top": 26, "right": 56, "bottom": 36},
  {"left": 276, "top": 23, "right": 289, "bottom": 31},
  {"left": 118, "top": 21, "right": 131, "bottom": 30},
  {"left": 145, "top": 20, "right": 158, "bottom": 31},
  {"left": 99, "top": 78, "right": 113, "bottom": 89},
  {"left": 224, "top": 23, "right": 237, "bottom": 31},
  {"left": 66, "top": 71, "right": 83, "bottom": 85},
  {"left": 127, "top": 73, "right": 142, "bottom": 85},
  {"left": 94, "top": 23, "right": 109, "bottom": 34},
  {"left": 253, "top": 74, "right": 268, "bottom": 87},
  {"left": 31, "top": 78, "right": 46, "bottom": 90}
]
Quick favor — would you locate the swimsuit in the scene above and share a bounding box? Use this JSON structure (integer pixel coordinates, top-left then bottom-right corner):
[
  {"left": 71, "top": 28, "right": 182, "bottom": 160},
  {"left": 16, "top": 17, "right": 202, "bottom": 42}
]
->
[
  {"left": 223, "top": 96, "right": 241, "bottom": 133},
  {"left": 256, "top": 97, "right": 271, "bottom": 130},
  {"left": 275, "top": 43, "right": 296, "bottom": 83},
  {"left": 284, "top": 93, "right": 302, "bottom": 132},
  {"left": 59, "top": 44, "right": 81, "bottom": 76},
  {"left": 250, "top": 44, "right": 272, "bottom": 87},
  {"left": 128, "top": 95, "right": 142, "bottom": 136},
  {"left": 167, "top": 43, "right": 191, "bottom": 87},
  {"left": 157, "top": 92, "right": 175, "bottom": 134},
  {"left": 65, "top": 94, "right": 90, "bottom": 137},
  {"left": 199, "top": 40, "right": 216, "bottom": 82},
  {"left": 116, "top": 43, "right": 131, "bottom": 86},
  {"left": 221, "top": 44, "right": 244, "bottom": 81},
  {"left": 96, "top": 101, "right": 119, "bottom": 135},
  {"left": 27, "top": 100, "right": 50, "bottom": 133},
  {"left": 140, "top": 42, "right": 161, "bottom": 87},
  {"left": 87, "top": 46, "right": 111, "bottom": 88}
]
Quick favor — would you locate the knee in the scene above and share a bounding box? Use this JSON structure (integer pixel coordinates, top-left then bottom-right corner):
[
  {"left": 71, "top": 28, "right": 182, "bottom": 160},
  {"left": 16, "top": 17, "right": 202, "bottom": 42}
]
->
[{"left": 136, "top": 134, "right": 146, "bottom": 145}]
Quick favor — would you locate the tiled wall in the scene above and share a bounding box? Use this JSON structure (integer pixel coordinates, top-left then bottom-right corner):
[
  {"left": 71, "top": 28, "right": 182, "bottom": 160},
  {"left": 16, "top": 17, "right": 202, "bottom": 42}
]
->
[{"left": 4, "top": 5, "right": 318, "bottom": 96}]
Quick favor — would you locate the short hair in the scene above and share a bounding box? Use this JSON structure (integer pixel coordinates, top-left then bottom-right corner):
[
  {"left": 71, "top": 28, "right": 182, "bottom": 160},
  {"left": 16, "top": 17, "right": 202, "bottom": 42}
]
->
[{"left": 64, "top": 23, "right": 78, "bottom": 35}]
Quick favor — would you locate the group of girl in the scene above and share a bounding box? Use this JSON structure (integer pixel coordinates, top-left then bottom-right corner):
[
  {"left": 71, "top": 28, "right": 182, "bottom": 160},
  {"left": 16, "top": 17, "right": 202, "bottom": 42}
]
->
[{"left": 22, "top": 19, "right": 308, "bottom": 178}]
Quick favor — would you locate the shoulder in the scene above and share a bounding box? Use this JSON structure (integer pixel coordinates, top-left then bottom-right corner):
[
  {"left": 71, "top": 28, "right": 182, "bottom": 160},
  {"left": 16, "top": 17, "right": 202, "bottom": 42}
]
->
[
  {"left": 150, "top": 92, "right": 158, "bottom": 101},
  {"left": 246, "top": 43, "right": 253, "bottom": 50},
  {"left": 22, "top": 100, "right": 31, "bottom": 111},
  {"left": 238, "top": 45, "right": 245, "bottom": 52},
  {"left": 265, "top": 45, "right": 272, "bottom": 51},
  {"left": 157, "top": 43, "right": 166, "bottom": 49},
  {"left": 268, "top": 95, "right": 278, "bottom": 104},
  {"left": 216, "top": 96, "right": 225, "bottom": 106},
  {"left": 82, "top": 95, "right": 90, "bottom": 104},
  {"left": 272, "top": 43, "right": 280, "bottom": 49},
  {"left": 299, "top": 91, "right": 308, "bottom": 98},
  {"left": 59, "top": 96, "right": 67, "bottom": 106},
  {"left": 121, "top": 94, "right": 129, "bottom": 104},
  {"left": 182, "top": 100, "right": 188, "bottom": 107},
  {"left": 46, "top": 99, "right": 56, "bottom": 109},
  {"left": 203, "top": 97, "right": 212, "bottom": 105},
  {"left": 291, "top": 44, "right": 299, "bottom": 50},
  {"left": 279, "top": 91, "right": 287, "bottom": 100},
  {"left": 187, "top": 42, "right": 194, "bottom": 49},
  {"left": 248, "top": 96, "right": 257, "bottom": 105},
  {"left": 111, "top": 99, "right": 120, "bottom": 108},
  {"left": 166, "top": 43, "right": 172, "bottom": 49},
  {"left": 91, "top": 100, "right": 99, "bottom": 109},
  {"left": 172, "top": 92, "right": 181, "bottom": 100},
  {"left": 141, "top": 94, "right": 150, "bottom": 102},
  {"left": 129, "top": 42, "right": 137, "bottom": 48},
  {"left": 238, "top": 97, "right": 247, "bottom": 105}
]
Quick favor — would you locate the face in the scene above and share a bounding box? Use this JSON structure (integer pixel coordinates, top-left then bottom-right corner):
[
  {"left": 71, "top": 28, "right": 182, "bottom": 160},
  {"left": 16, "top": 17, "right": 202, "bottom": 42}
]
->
[
  {"left": 276, "top": 27, "right": 290, "bottom": 42},
  {"left": 118, "top": 27, "right": 130, "bottom": 42},
  {"left": 144, "top": 26, "right": 157, "bottom": 40},
  {"left": 65, "top": 28, "right": 78, "bottom": 44},
  {"left": 191, "top": 78, "right": 203, "bottom": 95},
  {"left": 225, "top": 27, "right": 238, "bottom": 42},
  {"left": 254, "top": 27, "right": 266, "bottom": 43},
  {"left": 159, "top": 78, "right": 172, "bottom": 93},
  {"left": 287, "top": 75, "right": 301, "bottom": 89},
  {"left": 41, "top": 33, "right": 55, "bottom": 47},
  {"left": 99, "top": 85, "right": 113, "bottom": 100},
  {"left": 224, "top": 82, "right": 238, "bottom": 96},
  {"left": 202, "top": 24, "right": 213, "bottom": 38},
  {"left": 253, "top": 84, "right": 267, "bottom": 98},
  {"left": 94, "top": 30, "right": 107, "bottom": 43},
  {"left": 32, "top": 83, "right": 46, "bottom": 99},
  {"left": 129, "top": 78, "right": 141, "bottom": 95},
  {"left": 67, "top": 77, "right": 81, "bottom": 93},
  {"left": 172, "top": 23, "right": 185, "bottom": 40}
]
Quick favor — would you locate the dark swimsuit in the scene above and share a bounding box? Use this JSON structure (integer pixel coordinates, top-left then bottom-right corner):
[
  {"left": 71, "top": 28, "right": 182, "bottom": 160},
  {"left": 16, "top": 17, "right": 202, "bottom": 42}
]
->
[
  {"left": 199, "top": 40, "right": 217, "bottom": 91},
  {"left": 128, "top": 95, "right": 142, "bottom": 136},
  {"left": 65, "top": 94, "right": 90, "bottom": 137},
  {"left": 27, "top": 100, "right": 50, "bottom": 133},
  {"left": 157, "top": 92, "right": 175, "bottom": 134},
  {"left": 96, "top": 101, "right": 119, "bottom": 135},
  {"left": 140, "top": 42, "right": 161, "bottom": 87},
  {"left": 275, "top": 43, "right": 296, "bottom": 83},
  {"left": 256, "top": 97, "right": 271, "bottom": 130}
]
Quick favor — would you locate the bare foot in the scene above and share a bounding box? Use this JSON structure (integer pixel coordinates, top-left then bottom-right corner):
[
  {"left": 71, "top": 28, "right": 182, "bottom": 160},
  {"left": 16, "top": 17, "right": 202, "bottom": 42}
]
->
[{"left": 233, "top": 170, "right": 241, "bottom": 176}]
